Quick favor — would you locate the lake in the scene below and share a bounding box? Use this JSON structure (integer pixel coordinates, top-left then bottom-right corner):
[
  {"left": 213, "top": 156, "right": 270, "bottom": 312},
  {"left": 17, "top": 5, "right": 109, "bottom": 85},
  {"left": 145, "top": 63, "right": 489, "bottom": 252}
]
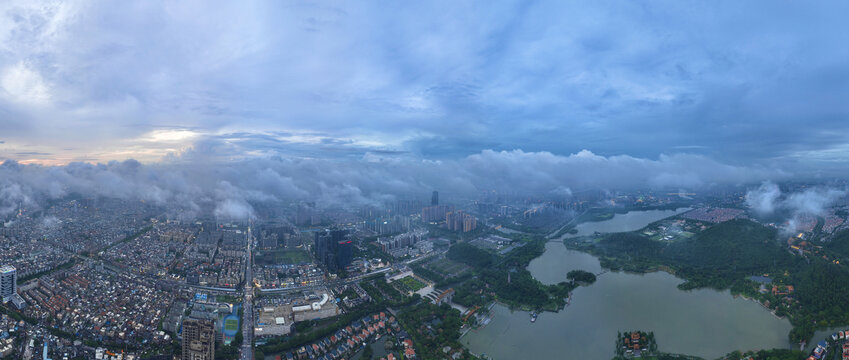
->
[
  {"left": 558, "top": 208, "right": 691, "bottom": 240},
  {"left": 464, "top": 210, "right": 795, "bottom": 360}
]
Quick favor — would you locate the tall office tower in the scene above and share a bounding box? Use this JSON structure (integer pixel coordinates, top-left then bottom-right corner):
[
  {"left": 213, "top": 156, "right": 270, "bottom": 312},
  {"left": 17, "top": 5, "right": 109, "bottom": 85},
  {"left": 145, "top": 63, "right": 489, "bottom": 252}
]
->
[
  {"left": 432, "top": 191, "right": 439, "bottom": 206},
  {"left": 181, "top": 319, "right": 215, "bottom": 360},
  {"left": 296, "top": 202, "right": 315, "bottom": 226},
  {"left": 314, "top": 229, "right": 353, "bottom": 272},
  {"left": 0, "top": 265, "right": 16, "bottom": 303},
  {"left": 336, "top": 238, "right": 353, "bottom": 270},
  {"left": 315, "top": 231, "right": 333, "bottom": 270}
]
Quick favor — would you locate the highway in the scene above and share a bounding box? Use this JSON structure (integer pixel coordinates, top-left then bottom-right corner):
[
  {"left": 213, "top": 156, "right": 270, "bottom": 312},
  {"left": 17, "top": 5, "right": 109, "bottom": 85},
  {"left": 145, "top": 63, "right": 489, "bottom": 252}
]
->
[{"left": 240, "top": 224, "right": 254, "bottom": 360}]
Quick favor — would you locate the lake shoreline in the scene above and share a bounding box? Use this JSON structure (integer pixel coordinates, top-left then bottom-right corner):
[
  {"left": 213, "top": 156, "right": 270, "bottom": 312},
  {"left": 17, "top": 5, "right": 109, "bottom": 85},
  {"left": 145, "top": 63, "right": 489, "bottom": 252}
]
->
[{"left": 463, "top": 209, "right": 795, "bottom": 360}]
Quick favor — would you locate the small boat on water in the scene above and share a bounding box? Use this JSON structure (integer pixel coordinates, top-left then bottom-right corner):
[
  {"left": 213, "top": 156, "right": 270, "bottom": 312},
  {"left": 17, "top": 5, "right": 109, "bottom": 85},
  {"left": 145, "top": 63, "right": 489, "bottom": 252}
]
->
[{"left": 530, "top": 312, "right": 538, "bottom": 323}]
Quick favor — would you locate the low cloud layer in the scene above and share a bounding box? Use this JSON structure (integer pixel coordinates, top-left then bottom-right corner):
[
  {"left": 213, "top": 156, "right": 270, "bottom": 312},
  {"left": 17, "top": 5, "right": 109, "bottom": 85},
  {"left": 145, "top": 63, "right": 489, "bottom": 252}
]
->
[
  {"left": 745, "top": 181, "right": 847, "bottom": 234},
  {"left": 0, "top": 148, "right": 787, "bottom": 220},
  {"left": 745, "top": 182, "right": 782, "bottom": 215}
]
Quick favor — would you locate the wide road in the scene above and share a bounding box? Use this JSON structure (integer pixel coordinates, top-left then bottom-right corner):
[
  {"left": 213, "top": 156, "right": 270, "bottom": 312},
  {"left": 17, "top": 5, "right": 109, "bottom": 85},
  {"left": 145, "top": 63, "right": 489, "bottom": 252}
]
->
[{"left": 240, "top": 224, "right": 254, "bottom": 360}]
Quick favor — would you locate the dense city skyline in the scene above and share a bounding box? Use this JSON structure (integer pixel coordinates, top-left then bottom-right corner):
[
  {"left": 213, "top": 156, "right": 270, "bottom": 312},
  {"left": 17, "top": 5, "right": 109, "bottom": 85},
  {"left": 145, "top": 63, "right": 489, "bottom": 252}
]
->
[{"left": 5, "top": 3, "right": 849, "bottom": 359}]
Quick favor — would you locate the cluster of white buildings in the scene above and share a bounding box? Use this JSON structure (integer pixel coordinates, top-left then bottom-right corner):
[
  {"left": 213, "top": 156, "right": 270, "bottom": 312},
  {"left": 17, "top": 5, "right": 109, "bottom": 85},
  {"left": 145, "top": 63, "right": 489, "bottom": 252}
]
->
[{"left": 377, "top": 230, "right": 432, "bottom": 258}]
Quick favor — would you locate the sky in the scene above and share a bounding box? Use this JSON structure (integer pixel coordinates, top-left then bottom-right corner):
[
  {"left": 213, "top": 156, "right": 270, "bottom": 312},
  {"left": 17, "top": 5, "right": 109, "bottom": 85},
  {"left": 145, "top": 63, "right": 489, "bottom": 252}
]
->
[{"left": 1, "top": 1, "right": 849, "bottom": 216}]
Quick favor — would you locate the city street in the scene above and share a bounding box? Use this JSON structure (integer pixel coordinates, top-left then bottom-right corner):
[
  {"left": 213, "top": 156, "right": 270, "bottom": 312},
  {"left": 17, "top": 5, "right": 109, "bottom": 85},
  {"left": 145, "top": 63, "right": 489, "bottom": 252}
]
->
[{"left": 241, "top": 224, "right": 254, "bottom": 360}]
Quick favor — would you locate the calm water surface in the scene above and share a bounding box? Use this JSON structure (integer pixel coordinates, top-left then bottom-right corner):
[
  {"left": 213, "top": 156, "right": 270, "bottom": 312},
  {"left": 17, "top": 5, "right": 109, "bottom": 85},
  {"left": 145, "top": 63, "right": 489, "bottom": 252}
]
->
[
  {"left": 465, "top": 210, "right": 794, "bottom": 360},
  {"left": 559, "top": 208, "right": 690, "bottom": 239}
]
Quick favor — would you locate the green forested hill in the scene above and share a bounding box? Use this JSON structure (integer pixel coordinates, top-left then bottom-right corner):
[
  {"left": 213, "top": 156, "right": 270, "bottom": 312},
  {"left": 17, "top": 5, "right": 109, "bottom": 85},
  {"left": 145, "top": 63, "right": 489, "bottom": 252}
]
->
[
  {"left": 825, "top": 228, "right": 849, "bottom": 258},
  {"left": 573, "top": 219, "right": 849, "bottom": 342},
  {"left": 595, "top": 219, "right": 799, "bottom": 289},
  {"left": 666, "top": 219, "right": 798, "bottom": 289}
]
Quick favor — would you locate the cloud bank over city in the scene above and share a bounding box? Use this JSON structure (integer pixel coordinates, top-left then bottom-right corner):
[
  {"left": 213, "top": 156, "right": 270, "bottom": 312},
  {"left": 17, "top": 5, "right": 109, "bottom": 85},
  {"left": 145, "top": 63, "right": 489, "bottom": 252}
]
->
[
  {"left": 0, "top": 147, "right": 786, "bottom": 219},
  {"left": 745, "top": 181, "right": 847, "bottom": 233}
]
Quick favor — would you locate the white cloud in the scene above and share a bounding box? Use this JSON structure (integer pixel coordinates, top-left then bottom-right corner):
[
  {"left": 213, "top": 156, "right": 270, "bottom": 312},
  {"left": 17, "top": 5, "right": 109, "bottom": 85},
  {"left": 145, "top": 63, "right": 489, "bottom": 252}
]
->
[
  {"left": 0, "top": 146, "right": 790, "bottom": 221},
  {"left": 1, "top": 62, "right": 51, "bottom": 104},
  {"left": 744, "top": 181, "right": 847, "bottom": 234},
  {"left": 745, "top": 181, "right": 781, "bottom": 215}
]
